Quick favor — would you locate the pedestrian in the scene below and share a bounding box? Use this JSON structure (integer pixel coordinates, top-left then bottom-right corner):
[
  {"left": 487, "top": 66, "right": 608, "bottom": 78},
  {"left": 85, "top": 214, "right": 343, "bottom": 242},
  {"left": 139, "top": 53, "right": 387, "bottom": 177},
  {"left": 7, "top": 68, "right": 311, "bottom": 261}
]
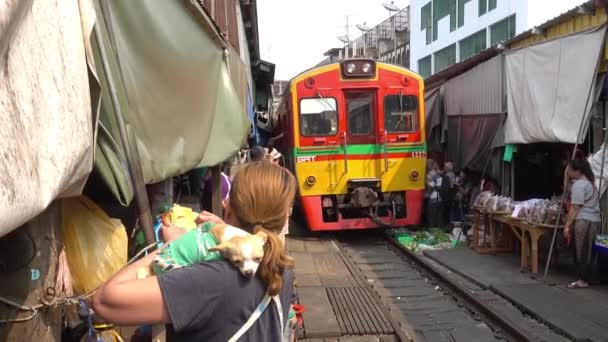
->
[
  {"left": 453, "top": 170, "right": 471, "bottom": 222},
  {"left": 425, "top": 159, "right": 444, "bottom": 228},
  {"left": 267, "top": 147, "right": 283, "bottom": 166},
  {"left": 92, "top": 162, "right": 297, "bottom": 341},
  {"left": 442, "top": 161, "right": 456, "bottom": 226},
  {"left": 200, "top": 161, "right": 232, "bottom": 213},
  {"left": 250, "top": 145, "right": 266, "bottom": 162},
  {"left": 564, "top": 158, "right": 600, "bottom": 289}
]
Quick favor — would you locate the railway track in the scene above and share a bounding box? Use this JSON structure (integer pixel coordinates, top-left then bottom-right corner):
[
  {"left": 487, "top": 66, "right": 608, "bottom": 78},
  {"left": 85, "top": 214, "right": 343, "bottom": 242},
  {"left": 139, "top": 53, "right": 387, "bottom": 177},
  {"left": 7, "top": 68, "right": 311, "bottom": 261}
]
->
[{"left": 333, "top": 231, "right": 569, "bottom": 342}]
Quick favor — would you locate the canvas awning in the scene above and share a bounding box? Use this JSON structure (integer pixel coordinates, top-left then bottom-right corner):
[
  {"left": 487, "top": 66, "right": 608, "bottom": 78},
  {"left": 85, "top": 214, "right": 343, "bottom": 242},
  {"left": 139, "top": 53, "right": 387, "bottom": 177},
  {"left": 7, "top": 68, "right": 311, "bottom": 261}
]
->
[
  {"left": 504, "top": 25, "right": 607, "bottom": 144},
  {"left": 92, "top": 0, "right": 251, "bottom": 199},
  {"left": 0, "top": 0, "right": 98, "bottom": 237},
  {"left": 424, "top": 87, "right": 444, "bottom": 152},
  {"left": 441, "top": 55, "right": 506, "bottom": 170}
]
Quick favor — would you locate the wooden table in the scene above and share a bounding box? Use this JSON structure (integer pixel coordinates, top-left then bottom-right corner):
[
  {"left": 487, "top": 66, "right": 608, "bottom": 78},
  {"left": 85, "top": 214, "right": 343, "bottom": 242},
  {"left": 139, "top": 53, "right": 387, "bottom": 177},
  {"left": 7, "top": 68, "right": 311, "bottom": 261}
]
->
[
  {"left": 470, "top": 208, "right": 514, "bottom": 254},
  {"left": 516, "top": 220, "right": 563, "bottom": 274},
  {"left": 472, "top": 211, "right": 563, "bottom": 274}
]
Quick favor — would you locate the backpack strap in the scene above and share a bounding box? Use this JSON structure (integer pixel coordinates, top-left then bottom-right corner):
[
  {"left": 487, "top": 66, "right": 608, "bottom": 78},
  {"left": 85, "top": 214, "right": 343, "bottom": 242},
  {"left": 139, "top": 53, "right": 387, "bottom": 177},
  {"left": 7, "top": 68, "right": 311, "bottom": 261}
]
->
[{"left": 228, "top": 293, "right": 284, "bottom": 342}]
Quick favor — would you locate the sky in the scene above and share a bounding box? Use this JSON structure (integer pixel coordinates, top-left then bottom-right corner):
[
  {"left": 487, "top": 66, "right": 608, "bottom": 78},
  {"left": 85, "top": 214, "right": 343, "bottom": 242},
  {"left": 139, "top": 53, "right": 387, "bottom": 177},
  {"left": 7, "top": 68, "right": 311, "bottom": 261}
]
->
[{"left": 258, "top": 0, "right": 587, "bottom": 81}]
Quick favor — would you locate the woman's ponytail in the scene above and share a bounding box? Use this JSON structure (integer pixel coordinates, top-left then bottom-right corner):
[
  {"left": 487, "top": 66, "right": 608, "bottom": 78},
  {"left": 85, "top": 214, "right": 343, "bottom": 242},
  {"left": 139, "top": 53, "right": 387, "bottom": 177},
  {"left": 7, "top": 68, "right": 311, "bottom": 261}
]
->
[{"left": 254, "top": 225, "right": 294, "bottom": 296}]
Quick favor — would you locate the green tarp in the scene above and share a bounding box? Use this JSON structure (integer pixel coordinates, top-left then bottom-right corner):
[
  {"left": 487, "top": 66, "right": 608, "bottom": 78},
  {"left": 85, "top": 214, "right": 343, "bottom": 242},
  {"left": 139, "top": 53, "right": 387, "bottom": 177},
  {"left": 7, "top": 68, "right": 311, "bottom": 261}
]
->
[{"left": 91, "top": 0, "right": 251, "bottom": 204}]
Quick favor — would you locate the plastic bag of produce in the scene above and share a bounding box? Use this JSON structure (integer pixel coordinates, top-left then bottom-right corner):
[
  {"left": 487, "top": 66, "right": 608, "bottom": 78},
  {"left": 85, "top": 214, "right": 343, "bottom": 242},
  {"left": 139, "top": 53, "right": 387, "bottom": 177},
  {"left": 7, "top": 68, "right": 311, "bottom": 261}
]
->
[
  {"left": 496, "top": 197, "right": 513, "bottom": 213},
  {"left": 473, "top": 191, "right": 493, "bottom": 207},
  {"left": 62, "top": 196, "right": 128, "bottom": 294},
  {"left": 529, "top": 200, "right": 549, "bottom": 224},
  {"left": 545, "top": 200, "right": 565, "bottom": 225}
]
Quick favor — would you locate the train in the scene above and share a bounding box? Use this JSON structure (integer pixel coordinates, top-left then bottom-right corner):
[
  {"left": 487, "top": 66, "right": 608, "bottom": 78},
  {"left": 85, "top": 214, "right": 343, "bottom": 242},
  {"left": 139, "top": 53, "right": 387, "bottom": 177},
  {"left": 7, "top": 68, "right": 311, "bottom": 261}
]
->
[{"left": 272, "top": 59, "right": 427, "bottom": 231}]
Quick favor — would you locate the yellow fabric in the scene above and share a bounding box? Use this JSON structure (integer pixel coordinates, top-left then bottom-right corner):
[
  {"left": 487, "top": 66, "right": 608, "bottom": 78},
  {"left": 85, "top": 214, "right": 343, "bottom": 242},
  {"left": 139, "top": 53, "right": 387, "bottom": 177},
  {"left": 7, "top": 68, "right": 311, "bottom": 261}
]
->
[
  {"left": 61, "top": 196, "right": 127, "bottom": 294},
  {"left": 162, "top": 204, "right": 198, "bottom": 231}
]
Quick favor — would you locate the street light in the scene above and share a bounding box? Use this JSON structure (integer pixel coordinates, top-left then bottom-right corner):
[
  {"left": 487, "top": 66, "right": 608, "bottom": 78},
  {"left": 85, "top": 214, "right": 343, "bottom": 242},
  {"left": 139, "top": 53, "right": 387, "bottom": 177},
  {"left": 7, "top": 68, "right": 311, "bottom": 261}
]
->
[
  {"left": 356, "top": 23, "right": 371, "bottom": 57},
  {"left": 338, "top": 35, "right": 350, "bottom": 59},
  {"left": 383, "top": 2, "right": 399, "bottom": 64}
]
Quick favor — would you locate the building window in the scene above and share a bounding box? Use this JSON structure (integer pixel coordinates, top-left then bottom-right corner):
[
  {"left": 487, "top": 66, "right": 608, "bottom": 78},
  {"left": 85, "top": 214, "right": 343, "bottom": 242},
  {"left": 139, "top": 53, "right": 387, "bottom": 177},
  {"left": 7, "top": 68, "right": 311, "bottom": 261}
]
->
[
  {"left": 421, "top": 2, "right": 433, "bottom": 44},
  {"left": 489, "top": 0, "right": 497, "bottom": 11},
  {"left": 434, "top": 44, "right": 457, "bottom": 73},
  {"left": 457, "top": 0, "right": 472, "bottom": 28},
  {"left": 433, "top": 0, "right": 455, "bottom": 41},
  {"left": 449, "top": 0, "right": 457, "bottom": 32},
  {"left": 479, "top": 0, "right": 497, "bottom": 16},
  {"left": 418, "top": 55, "right": 432, "bottom": 78},
  {"left": 459, "top": 29, "right": 486, "bottom": 61},
  {"left": 490, "top": 14, "right": 516, "bottom": 45},
  {"left": 479, "top": 0, "right": 487, "bottom": 15}
]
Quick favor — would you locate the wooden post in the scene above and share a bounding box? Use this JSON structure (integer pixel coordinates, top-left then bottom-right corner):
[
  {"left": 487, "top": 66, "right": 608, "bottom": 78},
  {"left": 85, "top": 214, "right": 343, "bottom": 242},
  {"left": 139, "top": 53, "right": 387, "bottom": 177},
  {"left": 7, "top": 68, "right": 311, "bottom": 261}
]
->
[
  {"left": 0, "top": 202, "right": 62, "bottom": 341},
  {"left": 210, "top": 166, "right": 223, "bottom": 216}
]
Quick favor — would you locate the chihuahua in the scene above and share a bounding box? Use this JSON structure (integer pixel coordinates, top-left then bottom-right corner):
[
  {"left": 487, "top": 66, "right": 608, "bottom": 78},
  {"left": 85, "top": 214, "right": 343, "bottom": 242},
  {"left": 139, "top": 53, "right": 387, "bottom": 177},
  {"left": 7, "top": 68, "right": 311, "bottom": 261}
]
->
[{"left": 140, "top": 223, "right": 267, "bottom": 279}]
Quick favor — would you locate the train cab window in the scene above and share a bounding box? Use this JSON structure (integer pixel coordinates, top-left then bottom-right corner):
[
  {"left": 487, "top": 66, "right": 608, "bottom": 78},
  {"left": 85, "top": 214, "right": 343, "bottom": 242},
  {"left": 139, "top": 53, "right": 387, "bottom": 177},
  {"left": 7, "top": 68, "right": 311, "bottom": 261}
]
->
[
  {"left": 384, "top": 95, "right": 418, "bottom": 133},
  {"left": 300, "top": 98, "right": 338, "bottom": 136},
  {"left": 346, "top": 92, "right": 374, "bottom": 135}
]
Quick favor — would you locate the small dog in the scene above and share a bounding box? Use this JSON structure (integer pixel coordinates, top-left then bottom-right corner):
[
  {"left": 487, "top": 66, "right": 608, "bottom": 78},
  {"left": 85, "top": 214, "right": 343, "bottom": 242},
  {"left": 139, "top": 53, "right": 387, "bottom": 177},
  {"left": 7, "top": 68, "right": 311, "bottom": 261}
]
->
[
  {"left": 139, "top": 223, "right": 267, "bottom": 279},
  {"left": 208, "top": 224, "right": 267, "bottom": 277}
]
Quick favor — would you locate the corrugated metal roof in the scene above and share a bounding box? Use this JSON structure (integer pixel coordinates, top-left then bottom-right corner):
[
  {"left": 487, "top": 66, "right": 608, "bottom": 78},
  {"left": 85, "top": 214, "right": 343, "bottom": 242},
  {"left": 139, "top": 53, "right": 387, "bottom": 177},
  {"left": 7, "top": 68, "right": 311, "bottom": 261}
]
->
[
  {"left": 425, "top": 47, "right": 501, "bottom": 90},
  {"left": 443, "top": 55, "right": 505, "bottom": 116}
]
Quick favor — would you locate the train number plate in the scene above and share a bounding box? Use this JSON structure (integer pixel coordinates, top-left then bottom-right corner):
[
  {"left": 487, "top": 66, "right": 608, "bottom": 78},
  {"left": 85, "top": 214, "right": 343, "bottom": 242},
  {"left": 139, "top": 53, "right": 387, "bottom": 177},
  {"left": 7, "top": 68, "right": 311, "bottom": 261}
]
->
[
  {"left": 412, "top": 151, "right": 426, "bottom": 158},
  {"left": 297, "top": 156, "right": 316, "bottom": 162}
]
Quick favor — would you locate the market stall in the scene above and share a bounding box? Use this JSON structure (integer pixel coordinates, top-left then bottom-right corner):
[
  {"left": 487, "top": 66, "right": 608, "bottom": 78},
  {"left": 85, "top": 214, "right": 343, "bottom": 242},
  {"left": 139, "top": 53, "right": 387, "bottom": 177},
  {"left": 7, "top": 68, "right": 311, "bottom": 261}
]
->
[{"left": 470, "top": 192, "right": 566, "bottom": 274}]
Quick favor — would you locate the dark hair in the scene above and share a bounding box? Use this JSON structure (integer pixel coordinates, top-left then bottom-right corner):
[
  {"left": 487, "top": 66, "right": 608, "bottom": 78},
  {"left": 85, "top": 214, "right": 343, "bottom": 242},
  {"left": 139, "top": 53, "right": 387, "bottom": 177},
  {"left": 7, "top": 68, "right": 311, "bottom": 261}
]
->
[
  {"left": 569, "top": 158, "right": 595, "bottom": 183},
  {"left": 573, "top": 148, "right": 586, "bottom": 161},
  {"left": 250, "top": 146, "right": 266, "bottom": 162}
]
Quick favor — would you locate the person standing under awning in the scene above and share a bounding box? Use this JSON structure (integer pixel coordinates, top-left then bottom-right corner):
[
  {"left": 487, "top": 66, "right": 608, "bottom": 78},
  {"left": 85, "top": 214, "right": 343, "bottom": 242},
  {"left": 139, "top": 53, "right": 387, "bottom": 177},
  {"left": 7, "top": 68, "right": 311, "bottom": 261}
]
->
[{"left": 564, "top": 158, "right": 601, "bottom": 289}]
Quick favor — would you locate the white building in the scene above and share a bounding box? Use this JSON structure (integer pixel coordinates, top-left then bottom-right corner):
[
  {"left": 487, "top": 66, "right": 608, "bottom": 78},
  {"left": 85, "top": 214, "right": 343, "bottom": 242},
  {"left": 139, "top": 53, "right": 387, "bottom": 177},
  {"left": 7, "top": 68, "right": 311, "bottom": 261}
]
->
[{"left": 410, "top": 0, "right": 529, "bottom": 78}]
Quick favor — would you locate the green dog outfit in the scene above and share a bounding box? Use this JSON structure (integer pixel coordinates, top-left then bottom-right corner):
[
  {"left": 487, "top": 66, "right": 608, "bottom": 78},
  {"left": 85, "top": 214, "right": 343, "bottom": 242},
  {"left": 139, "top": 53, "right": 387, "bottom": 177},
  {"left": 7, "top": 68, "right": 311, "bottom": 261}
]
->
[{"left": 153, "top": 222, "right": 222, "bottom": 274}]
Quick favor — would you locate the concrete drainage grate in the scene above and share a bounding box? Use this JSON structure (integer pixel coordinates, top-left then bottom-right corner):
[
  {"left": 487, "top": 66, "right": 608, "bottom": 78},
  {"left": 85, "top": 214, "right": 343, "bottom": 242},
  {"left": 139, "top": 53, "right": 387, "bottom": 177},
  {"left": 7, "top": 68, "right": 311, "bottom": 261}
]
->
[{"left": 326, "top": 287, "right": 394, "bottom": 336}]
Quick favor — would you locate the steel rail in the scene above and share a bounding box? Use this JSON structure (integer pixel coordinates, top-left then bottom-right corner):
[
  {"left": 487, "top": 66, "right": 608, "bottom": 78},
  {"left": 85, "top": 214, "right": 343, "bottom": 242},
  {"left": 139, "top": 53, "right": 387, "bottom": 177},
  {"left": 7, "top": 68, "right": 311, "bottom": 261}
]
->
[{"left": 384, "top": 233, "right": 535, "bottom": 342}]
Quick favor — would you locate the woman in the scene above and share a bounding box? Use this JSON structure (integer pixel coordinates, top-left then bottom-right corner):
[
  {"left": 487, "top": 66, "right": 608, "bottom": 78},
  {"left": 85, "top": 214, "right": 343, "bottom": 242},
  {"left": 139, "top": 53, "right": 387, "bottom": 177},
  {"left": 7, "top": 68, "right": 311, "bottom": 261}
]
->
[
  {"left": 564, "top": 158, "right": 600, "bottom": 289},
  {"left": 92, "top": 162, "right": 297, "bottom": 341}
]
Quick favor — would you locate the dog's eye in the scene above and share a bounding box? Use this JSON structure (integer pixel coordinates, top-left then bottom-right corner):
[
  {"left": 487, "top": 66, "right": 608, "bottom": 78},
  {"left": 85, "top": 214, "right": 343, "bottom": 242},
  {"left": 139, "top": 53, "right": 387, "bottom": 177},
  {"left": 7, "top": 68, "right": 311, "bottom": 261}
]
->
[{"left": 253, "top": 257, "right": 262, "bottom": 263}]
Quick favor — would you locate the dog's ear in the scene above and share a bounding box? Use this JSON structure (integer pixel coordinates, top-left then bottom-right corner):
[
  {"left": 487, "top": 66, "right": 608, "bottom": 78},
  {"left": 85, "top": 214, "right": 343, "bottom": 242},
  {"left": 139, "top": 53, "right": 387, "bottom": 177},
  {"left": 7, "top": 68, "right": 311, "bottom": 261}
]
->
[
  {"left": 209, "top": 242, "right": 231, "bottom": 254},
  {"left": 255, "top": 230, "right": 268, "bottom": 244}
]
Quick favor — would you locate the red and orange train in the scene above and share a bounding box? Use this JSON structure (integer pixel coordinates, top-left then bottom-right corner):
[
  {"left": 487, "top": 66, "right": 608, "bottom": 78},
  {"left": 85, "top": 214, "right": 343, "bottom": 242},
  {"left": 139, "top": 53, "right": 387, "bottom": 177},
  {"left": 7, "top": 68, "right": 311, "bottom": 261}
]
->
[{"left": 272, "top": 59, "right": 427, "bottom": 231}]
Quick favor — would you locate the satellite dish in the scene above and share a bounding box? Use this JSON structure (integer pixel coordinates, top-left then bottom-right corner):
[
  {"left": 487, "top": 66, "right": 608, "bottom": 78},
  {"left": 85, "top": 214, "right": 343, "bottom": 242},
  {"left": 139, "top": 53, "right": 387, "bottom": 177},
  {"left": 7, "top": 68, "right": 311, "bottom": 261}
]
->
[
  {"left": 383, "top": 1, "right": 399, "bottom": 11},
  {"left": 356, "top": 24, "right": 371, "bottom": 32},
  {"left": 337, "top": 36, "right": 350, "bottom": 43}
]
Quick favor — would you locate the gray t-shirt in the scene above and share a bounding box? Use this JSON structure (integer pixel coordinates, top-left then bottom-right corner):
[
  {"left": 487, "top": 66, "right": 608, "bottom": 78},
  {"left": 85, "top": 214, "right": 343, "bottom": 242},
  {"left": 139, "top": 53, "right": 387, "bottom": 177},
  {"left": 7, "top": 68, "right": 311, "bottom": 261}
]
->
[
  {"left": 158, "top": 260, "right": 294, "bottom": 342},
  {"left": 570, "top": 178, "right": 601, "bottom": 222}
]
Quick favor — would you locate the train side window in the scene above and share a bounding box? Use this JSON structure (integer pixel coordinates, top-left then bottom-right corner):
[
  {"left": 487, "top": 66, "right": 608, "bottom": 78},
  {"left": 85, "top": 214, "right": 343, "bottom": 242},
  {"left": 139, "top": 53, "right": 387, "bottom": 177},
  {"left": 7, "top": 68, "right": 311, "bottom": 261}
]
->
[
  {"left": 384, "top": 95, "right": 418, "bottom": 133},
  {"left": 300, "top": 98, "right": 338, "bottom": 136}
]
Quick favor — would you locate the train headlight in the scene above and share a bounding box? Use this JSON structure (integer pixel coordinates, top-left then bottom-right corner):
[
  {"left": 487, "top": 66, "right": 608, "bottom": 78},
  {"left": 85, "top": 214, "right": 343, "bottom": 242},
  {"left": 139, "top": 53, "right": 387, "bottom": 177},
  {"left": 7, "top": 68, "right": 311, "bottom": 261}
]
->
[
  {"left": 345, "top": 63, "right": 357, "bottom": 74},
  {"left": 361, "top": 63, "right": 372, "bottom": 73},
  {"left": 306, "top": 176, "right": 317, "bottom": 186},
  {"left": 409, "top": 171, "right": 419, "bottom": 181},
  {"left": 341, "top": 59, "right": 376, "bottom": 78}
]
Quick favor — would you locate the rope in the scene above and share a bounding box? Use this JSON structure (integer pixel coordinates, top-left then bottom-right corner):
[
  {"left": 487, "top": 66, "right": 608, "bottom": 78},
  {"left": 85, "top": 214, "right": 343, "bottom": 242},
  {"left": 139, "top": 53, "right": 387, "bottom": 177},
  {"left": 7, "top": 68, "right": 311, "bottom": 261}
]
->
[{"left": 0, "top": 242, "right": 158, "bottom": 324}]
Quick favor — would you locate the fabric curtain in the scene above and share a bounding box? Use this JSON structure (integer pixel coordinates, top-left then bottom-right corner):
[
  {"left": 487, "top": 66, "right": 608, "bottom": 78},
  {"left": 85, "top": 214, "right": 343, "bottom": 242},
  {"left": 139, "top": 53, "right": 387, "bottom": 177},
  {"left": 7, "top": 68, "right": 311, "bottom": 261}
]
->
[
  {"left": 447, "top": 114, "right": 504, "bottom": 171},
  {"left": 504, "top": 25, "right": 607, "bottom": 144},
  {"left": 0, "top": 0, "right": 97, "bottom": 237},
  {"left": 91, "top": 0, "right": 251, "bottom": 191}
]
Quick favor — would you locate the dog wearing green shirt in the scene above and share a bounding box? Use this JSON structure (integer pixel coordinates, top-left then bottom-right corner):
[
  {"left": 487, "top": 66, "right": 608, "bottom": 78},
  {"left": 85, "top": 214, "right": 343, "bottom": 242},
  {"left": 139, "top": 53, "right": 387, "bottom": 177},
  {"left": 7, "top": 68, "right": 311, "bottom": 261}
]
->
[{"left": 148, "top": 222, "right": 268, "bottom": 278}]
